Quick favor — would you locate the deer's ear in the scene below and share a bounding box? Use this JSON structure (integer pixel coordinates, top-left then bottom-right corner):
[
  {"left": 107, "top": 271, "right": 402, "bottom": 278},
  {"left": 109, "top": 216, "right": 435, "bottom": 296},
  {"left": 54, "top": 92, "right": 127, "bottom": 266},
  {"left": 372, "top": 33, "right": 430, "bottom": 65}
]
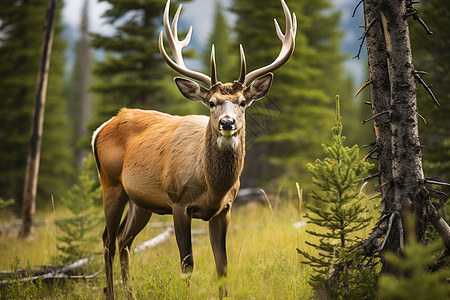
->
[
  {"left": 174, "top": 77, "right": 209, "bottom": 102},
  {"left": 244, "top": 72, "right": 273, "bottom": 103}
]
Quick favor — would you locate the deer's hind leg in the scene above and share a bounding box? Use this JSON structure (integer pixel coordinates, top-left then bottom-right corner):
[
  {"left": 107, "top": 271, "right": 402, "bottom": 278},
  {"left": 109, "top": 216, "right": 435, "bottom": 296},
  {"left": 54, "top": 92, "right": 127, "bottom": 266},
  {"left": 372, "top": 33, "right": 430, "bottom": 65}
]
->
[
  {"left": 102, "top": 185, "right": 128, "bottom": 300},
  {"left": 118, "top": 201, "right": 152, "bottom": 285}
]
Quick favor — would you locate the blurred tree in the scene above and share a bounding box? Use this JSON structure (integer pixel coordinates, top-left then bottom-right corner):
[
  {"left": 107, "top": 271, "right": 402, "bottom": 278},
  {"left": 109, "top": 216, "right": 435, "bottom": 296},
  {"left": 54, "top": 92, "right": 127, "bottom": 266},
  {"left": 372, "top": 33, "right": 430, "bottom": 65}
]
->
[
  {"left": 378, "top": 231, "right": 450, "bottom": 299},
  {"left": 231, "top": 0, "right": 354, "bottom": 192},
  {"left": 55, "top": 155, "right": 102, "bottom": 264},
  {"left": 66, "top": 0, "right": 92, "bottom": 168},
  {"left": 0, "top": 0, "right": 73, "bottom": 212},
  {"left": 89, "top": 0, "right": 196, "bottom": 138},
  {"left": 202, "top": 1, "right": 237, "bottom": 84},
  {"left": 410, "top": 0, "right": 450, "bottom": 185}
]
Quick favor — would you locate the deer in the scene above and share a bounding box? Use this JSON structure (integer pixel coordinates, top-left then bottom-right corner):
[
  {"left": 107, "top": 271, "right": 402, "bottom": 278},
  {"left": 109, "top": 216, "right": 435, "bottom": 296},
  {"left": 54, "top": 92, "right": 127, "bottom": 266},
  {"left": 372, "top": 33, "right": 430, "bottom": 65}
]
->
[{"left": 92, "top": 0, "right": 296, "bottom": 298}]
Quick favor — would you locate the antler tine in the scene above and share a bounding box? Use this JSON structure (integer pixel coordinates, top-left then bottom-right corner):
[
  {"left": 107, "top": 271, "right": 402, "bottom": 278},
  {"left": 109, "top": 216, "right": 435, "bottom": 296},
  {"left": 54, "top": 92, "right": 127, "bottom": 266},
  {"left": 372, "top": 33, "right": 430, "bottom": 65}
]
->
[
  {"left": 241, "top": 0, "right": 297, "bottom": 86},
  {"left": 237, "top": 44, "right": 246, "bottom": 84},
  {"left": 159, "top": 0, "right": 212, "bottom": 87},
  {"left": 211, "top": 45, "right": 218, "bottom": 86}
]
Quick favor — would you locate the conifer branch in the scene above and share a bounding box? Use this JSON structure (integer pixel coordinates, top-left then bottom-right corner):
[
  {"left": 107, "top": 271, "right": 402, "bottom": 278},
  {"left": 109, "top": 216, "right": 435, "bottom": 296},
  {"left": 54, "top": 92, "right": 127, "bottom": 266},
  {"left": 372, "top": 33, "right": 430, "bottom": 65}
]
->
[
  {"left": 358, "top": 225, "right": 388, "bottom": 250},
  {"left": 354, "top": 17, "right": 379, "bottom": 59},
  {"left": 425, "top": 179, "right": 450, "bottom": 187},
  {"left": 354, "top": 79, "right": 373, "bottom": 98},
  {"left": 364, "top": 145, "right": 379, "bottom": 161},
  {"left": 417, "top": 113, "right": 427, "bottom": 124},
  {"left": 363, "top": 172, "right": 381, "bottom": 182},
  {"left": 362, "top": 110, "right": 390, "bottom": 124},
  {"left": 405, "top": 0, "right": 433, "bottom": 35},
  {"left": 428, "top": 189, "right": 449, "bottom": 198},
  {"left": 425, "top": 197, "right": 450, "bottom": 250},
  {"left": 352, "top": 1, "right": 363, "bottom": 18},
  {"left": 413, "top": 70, "right": 440, "bottom": 107},
  {"left": 361, "top": 141, "right": 376, "bottom": 149},
  {"left": 379, "top": 213, "right": 397, "bottom": 251}
]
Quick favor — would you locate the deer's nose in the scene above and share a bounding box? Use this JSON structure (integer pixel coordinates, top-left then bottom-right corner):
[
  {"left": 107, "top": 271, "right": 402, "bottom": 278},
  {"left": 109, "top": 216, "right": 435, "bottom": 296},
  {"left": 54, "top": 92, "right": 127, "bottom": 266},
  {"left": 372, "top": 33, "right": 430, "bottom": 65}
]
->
[{"left": 219, "top": 118, "right": 235, "bottom": 131}]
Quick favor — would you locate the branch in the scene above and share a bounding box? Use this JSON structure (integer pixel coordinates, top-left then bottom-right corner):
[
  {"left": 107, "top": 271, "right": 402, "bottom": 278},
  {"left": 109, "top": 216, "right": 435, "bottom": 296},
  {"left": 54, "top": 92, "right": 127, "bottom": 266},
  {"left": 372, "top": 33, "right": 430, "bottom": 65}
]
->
[
  {"left": 417, "top": 113, "right": 427, "bottom": 124},
  {"left": 361, "top": 141, "right": 376, "bottom": 149},
  {"left": 358, "top": 225, "right": 388, "bottom": 250},
  {"left": 380, "top": 213, "right": 397, "bottom": 251},
  {"left": 425, "top": 179, "right": 450, "bottom": 187},
  {"left": 426, "top": 198, "right": 450, "bottom": 250},
  {"left": 354, "top": 17, "right": 379, "bottom": 59},
  {"left": 362, "top": 110, "right": 390, "bottom": 124},
  {"left": 405, "top": 1, "right": 433, "bottom": 35},
  {"left": 364, "top": 145, "right": 379, "bottom": 161},
  {"left": 354, "top": 79, "right": 373, "bottom": 98},
  {"left": 364, "top": 171, "right": 381, "bottom": 182},
  {"left": 429, "top": 189, "right": 449, "bottom": 198},
  {"left": 414, "top": 71, "right": 440, "bottom": 107},
  {"left": 352, "top": 0, "right": 363, "bottom": 18}
]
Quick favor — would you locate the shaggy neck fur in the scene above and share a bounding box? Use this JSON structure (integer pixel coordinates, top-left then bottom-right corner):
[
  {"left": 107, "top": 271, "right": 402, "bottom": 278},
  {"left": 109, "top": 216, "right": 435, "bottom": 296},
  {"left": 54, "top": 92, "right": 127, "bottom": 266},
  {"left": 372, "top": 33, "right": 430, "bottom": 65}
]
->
[{"left": 204, "top": 119, "right": 245, "bottom": 198}]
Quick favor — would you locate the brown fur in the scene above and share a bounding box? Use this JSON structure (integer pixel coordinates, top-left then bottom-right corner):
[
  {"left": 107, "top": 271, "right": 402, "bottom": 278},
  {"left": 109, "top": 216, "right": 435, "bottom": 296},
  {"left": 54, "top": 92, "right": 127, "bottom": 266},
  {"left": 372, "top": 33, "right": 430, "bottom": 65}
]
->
[{"left": 94, "top": 74, "right": 273, "bottom": 299}]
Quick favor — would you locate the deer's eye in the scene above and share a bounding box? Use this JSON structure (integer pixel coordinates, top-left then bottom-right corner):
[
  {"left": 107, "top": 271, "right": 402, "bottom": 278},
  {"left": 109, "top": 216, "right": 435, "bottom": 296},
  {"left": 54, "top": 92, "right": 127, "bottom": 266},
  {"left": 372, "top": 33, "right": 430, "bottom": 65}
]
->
[
  {"left": 209, "top": 101, "right": 216, "bottom": 108},
  {"left": 240, "top": 100, "right": 246, "bottom": 107}
]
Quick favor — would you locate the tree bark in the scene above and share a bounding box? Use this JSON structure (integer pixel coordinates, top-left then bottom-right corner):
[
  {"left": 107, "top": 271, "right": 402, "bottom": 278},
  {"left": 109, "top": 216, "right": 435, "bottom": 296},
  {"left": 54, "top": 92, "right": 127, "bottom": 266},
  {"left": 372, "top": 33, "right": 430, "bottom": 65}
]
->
[
  {"left": 363, "top": 0, "right": 449, "bottom": 272},
  {"left": 75, "top": 0, "right": 92, "bottom": 168},
  {"left": 20, "top": 0, "right": 56, "bottom": 239}
]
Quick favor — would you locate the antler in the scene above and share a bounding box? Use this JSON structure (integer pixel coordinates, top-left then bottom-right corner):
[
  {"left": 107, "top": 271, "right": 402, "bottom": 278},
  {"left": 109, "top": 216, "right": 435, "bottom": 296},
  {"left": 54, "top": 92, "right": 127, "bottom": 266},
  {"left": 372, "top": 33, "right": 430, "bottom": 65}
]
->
[
  {"left": 238, "top": 0, "right": 297, "bottom": 86},
  {"left": 159, "top": 0, "right": 217, "bottom": 87}
]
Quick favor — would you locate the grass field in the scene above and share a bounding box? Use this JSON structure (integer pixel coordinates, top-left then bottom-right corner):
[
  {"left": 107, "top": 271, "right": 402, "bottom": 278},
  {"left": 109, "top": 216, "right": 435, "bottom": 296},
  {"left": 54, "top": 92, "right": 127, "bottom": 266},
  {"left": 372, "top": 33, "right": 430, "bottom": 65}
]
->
[{"left": 0, "top": 199, "right": 324, "bottom": 299}]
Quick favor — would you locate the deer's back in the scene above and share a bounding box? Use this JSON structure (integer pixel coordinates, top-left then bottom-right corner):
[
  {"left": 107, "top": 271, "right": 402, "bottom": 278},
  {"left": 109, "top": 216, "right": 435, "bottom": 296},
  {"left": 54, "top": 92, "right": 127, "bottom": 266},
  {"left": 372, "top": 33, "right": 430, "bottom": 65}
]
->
[{"left": 94, "top": 108, "right": 209, "bottom": 213}]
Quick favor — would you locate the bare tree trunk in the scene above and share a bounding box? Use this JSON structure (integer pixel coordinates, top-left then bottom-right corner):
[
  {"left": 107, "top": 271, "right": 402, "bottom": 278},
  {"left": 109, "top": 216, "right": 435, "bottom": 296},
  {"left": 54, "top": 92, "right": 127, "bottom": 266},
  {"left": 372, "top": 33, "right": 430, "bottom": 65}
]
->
[
  {"left": 20, "top": 0, "right": 56, "bottom": 239},
  {"left": 75, "top": 0, "right": 92, "bottom": 168},
  {"left": 362, "top": 0, "right": 450, "bottom": 272}
]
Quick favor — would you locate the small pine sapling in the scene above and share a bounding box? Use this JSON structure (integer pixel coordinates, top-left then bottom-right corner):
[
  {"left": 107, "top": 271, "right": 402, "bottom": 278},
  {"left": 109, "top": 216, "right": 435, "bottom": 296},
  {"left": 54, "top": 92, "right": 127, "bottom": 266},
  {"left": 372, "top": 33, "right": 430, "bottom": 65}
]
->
[
  {"left": 55, "top": 155, "right": 102, "bottom": 264},
  {"left": 297, "top": 97, "right": 376, "bottom": 299}
]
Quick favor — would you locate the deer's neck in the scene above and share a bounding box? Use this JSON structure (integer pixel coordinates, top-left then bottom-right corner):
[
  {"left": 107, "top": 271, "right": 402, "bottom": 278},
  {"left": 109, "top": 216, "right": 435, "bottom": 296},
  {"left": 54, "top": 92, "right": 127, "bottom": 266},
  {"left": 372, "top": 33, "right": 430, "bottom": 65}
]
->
[{"left": 204, "top": 120, "right": 245, "bottom": 197}]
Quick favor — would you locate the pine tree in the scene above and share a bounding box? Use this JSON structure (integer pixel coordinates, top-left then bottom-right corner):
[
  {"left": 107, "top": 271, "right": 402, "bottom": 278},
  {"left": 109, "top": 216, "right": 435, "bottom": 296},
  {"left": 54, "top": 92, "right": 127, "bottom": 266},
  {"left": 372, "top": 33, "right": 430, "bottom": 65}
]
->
[
  {"left": 202, "top": 1, "right": 237, "bottom": 83},
  {"left": 55, "top": 156, "right": 102, "bottom": 264},
  {"left": 90, "top": 0, "right": 195, "bottom": 134},
  {"left": 378, "top": 232, "right": 450, "bottom": 299},
  {"left": 0, "top": 0, "right": 73, "bottom": 211},
  {"left": 232, "top": 0, "right": 352, "bottom": 190},
  {"left": 297, "top": 97, "right": 375, "bottom": 299}
]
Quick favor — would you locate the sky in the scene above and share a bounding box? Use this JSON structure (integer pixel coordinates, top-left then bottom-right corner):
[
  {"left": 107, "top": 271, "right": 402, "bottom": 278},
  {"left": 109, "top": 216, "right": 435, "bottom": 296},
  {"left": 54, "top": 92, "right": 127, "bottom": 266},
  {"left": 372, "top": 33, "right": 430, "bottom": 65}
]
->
[{"left": 62, "top": 0, "right": 366, "bottom": 84}]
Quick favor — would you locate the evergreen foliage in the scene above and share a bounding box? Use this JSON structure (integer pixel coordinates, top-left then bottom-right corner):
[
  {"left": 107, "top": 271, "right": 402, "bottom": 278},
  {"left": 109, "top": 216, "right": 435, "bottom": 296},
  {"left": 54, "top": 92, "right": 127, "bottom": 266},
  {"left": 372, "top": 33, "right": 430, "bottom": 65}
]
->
[
  {"left": 0, "top": 0, "right": 73, "bottom": 210},
  {"left": 55, "top": 156, "right": 102, "bottom": 264},
  {"left": 90, "top": 0, "right": 197, "bottom": 137},
  {"left": 297, "top": 97, "right": 375, "bottom": 299},
  {"left": 378, "top": 236, "right": 450, "bottom": 300},
  {"left": 232, "top": 0, "right": 354, "bottom": 190},
  {"left": 202, "top": 1, "right": 237, "bottom": 83}
]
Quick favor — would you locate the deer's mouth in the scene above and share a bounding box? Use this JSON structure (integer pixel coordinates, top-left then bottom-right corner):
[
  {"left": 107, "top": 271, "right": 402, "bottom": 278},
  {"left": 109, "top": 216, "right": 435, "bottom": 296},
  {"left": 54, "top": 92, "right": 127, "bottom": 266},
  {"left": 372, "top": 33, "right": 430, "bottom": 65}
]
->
[{"left": 219, "top": 128, "right": 238, "bottom": 137}]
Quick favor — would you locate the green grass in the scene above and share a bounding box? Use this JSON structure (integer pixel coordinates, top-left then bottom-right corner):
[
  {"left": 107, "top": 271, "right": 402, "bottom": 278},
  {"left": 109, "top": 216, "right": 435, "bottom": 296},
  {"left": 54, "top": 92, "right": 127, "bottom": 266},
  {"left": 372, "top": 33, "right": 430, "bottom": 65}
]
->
[{"left": 0, "top": 201, "right": 320, "bottom": 299}]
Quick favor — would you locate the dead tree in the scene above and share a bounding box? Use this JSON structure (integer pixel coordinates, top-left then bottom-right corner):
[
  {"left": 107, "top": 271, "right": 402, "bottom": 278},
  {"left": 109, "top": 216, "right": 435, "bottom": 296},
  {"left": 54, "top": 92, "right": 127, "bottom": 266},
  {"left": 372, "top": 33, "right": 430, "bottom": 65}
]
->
[
  {"left": 357, "top": 0, "right": 450, "bottom": 272},
  {"left": 20, "top": 0, "right": 56, "bottom": 239}
]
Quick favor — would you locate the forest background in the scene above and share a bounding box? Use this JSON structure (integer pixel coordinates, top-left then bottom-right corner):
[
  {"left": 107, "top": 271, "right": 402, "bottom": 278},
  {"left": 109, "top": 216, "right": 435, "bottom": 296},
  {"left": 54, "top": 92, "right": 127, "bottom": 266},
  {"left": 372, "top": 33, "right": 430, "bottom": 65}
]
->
[{"left": 0, "top": 0, "right": 447, "bottom": 220}]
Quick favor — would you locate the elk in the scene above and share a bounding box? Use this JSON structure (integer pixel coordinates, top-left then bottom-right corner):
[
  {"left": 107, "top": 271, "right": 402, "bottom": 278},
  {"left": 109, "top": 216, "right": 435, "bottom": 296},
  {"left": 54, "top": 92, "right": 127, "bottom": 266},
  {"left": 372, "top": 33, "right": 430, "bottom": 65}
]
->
[{"left": 92, "top": 0, "right": 296, "bottom": 298}]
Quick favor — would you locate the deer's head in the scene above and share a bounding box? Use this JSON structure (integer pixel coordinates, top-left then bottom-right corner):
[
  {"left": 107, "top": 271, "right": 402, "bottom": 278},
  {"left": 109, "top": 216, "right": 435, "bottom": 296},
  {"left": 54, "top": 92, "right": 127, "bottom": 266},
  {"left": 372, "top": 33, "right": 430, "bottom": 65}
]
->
[{"left": 159, "top": 0, "right": 296, "bottom": 147}]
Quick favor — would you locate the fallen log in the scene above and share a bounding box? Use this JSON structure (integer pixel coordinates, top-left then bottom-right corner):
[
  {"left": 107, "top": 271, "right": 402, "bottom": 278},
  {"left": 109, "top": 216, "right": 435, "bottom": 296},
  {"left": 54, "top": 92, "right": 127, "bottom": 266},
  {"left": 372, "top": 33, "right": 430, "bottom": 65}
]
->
[{"left": 0, "top": 226, "right": 174, "bottom": 286}]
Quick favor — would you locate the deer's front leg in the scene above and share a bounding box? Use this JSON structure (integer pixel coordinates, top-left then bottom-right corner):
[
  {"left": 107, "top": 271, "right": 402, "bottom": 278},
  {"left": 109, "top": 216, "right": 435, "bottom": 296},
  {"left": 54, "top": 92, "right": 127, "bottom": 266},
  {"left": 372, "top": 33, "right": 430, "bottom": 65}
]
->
[
  {"left": 173, "top": 204, "right": 193, "bottom": 279},
  {"left": 209, "top": 204, "right": 231, "bottom": 277}
]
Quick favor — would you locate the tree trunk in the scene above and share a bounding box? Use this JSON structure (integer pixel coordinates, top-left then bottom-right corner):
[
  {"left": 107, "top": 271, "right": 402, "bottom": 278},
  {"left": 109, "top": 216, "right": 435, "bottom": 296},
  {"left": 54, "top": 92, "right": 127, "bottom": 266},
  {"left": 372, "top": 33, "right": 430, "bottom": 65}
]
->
[
  {"left": 75, "top": 0, "right": 92, "bottom": 168},
  {"left": 20, "top": 0, "right": 56, "bottom": 239},
  {"left": 363, "top": 0, "right": 449, "bottom": 272}
]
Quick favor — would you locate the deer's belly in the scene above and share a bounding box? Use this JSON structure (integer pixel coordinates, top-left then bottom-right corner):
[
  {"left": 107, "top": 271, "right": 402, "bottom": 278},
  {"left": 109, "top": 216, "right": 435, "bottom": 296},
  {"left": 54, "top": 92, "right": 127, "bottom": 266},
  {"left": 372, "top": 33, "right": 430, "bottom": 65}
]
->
[{"left": 122, "top": 166, "right": 172, "bottom": 214}]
